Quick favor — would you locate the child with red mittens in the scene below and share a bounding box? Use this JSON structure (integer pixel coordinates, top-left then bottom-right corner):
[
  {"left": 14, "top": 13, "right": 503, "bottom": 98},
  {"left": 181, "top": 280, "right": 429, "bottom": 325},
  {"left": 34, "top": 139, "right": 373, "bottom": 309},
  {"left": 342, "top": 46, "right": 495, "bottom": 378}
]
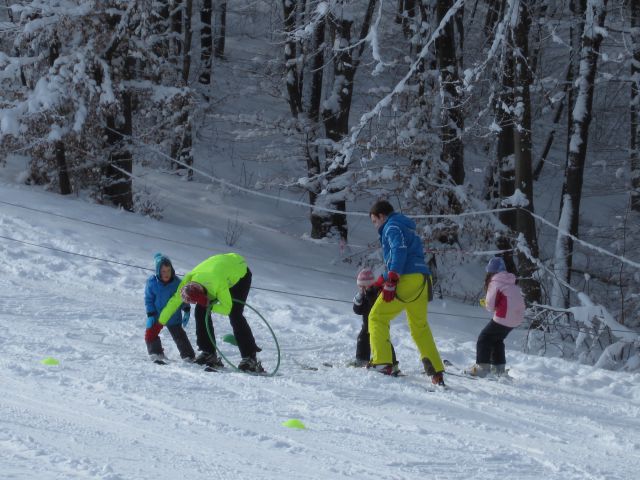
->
[
  {"left": 144, "top": 253, "right": 195, "bottom": 363},
  {"left": 352, "top": 267, "right": 398, "bottom": 371}
]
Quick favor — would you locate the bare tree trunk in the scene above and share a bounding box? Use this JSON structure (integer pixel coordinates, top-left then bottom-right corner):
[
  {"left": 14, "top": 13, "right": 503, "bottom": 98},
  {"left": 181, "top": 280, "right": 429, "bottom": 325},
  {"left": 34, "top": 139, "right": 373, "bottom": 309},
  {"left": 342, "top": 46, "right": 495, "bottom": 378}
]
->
[
  {"left": 152, "top": 1, "right": 171, "bottom": 64},
  {"left": 279, "top": 1, "right": 324, "bottom": 235},
  {"left": 315, "top": 0, "right": 377, "bottom": 241},
  {"left": 318, "top": 14, "right": 354, "bottom": 241},
  {"left": 489, "top": 32, "right": 517, "bottom": 267},
  {"left": 495, "top": 55, "right": 516, "bottom": 231},
  {"left": 483, "top": 0, "right": 511, "bottom": 221},
  {"left": 282, "top": 0, "right": 303, "bottom": 117},
  {"left": 172, "top": 0, "right": 193, "bottom": 178},
  {"left": 512, "top": 0, "right": 540, "bottom": 302},
  {"left": 55, "top": 143, "right": 72, "bottom": 195},
  {"left": 561, "top": 0, "right": 585, "bottom": 206},
  {"left": 182, "top": 0, "right": 193, "bottom": 82},
  {"left": 214, "top": 0, "right": 227, "bottom": 59},
  {"left": 199, "top": 0, "right": 213, "bottom": 85},
  {"left": 48, "top": 37, "right": 71, "bottom": 195},
  {"left": 99, "top": 10, "right": 135, "bottom": 211},
  {"left": 180, "top": 114, "right": 194, "bottom": 181},
  {"left": 171, "top": 0, "right": 183, "bottom": 60},
  {"left": 200, "top": 0, "right": 213, "bottom": 85},
  {"left": 104, "top": 79, "right": 133, "bottom": 210},
  {"left": 307, "top": 17, "right": 326, "bottom": 238},
  {"left": 534, "top": 65, "right": 572, "bottom": 181},
  {"left": 553, "top": 0, "right": 608, "bottom": 307},
  {"left": 435, "top": 0, "right": 464, "bottom": 187},
  {"left": 397, "top": 0, "right": 416, "bottom": 38},
  {"left": 631, "top": 0, "right": 640, "bottom": 212},
  {"left": 483, "top": 0, "right": 502, "bottom": 41}
]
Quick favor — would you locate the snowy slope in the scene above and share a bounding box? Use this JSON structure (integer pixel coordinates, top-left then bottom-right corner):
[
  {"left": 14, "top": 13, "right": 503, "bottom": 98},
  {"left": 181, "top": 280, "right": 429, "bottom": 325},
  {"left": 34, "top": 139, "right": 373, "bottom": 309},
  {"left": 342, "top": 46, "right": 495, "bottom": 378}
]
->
[{"left": 1, "top": 181, "right": 640, "bottom": 480}]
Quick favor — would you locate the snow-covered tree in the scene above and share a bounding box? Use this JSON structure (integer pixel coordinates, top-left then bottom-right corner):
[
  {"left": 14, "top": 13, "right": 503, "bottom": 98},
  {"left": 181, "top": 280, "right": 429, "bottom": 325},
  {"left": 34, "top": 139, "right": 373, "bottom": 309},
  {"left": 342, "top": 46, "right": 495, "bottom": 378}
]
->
[
  {"left": 282, "top": 0, "right": 377, "bottom": 241},
  {"left": 552, "top": 0, "right": 608, "bottom": 308},
  {"left": 0, "top": 0, "right": 193, "bottom": 206}
]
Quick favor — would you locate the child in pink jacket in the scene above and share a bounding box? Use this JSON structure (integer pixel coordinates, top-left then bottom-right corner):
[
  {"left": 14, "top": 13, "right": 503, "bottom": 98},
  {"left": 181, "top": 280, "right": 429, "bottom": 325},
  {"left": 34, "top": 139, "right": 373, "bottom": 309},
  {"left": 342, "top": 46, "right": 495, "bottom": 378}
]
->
[{"left": 467, "top": 257, "right": 525, "bottom": 377}]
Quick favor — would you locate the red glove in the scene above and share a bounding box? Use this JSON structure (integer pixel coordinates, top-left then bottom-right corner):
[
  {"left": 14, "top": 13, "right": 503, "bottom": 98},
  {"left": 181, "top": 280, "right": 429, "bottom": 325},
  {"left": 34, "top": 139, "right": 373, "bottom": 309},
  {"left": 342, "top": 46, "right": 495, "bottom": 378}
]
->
[
  {"left": 373, "top": 275, "right": 385, "bottom": 290},
  {"left": 144, "top": 322, "right": 163, "bottom": 343},
  {"left": 382, "top": 271, "right": 399, "bottom": 302}
]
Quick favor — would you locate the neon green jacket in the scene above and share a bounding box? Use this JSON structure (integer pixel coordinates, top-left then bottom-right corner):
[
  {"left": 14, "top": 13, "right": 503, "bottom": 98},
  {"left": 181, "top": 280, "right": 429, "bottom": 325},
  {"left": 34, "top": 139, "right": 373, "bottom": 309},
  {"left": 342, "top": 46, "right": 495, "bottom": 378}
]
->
[{"left": 158, "top": 253, "right": 248, "bottom": 325}]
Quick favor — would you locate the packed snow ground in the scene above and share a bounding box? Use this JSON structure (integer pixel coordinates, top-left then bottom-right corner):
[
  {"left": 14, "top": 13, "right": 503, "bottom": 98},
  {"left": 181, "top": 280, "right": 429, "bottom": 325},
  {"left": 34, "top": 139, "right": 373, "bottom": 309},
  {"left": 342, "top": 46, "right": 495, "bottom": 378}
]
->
[{"left": 1, "top": 179, "right": 640, "bottom": 480}]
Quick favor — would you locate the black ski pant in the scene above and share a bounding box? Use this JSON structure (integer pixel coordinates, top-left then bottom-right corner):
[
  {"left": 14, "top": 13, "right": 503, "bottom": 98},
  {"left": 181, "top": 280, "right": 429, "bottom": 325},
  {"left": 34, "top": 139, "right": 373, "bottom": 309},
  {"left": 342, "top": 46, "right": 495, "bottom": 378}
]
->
[
  {"left": 476, "top": 320, "right": 513, "bottom": 365},
  {"left": 356, "top": 316, "right": 397, "bottom": 365},
  {"left": 195, "top": 269, "right": 260, "bottom": 359},
  {"left": 146, "top": 324, "right": 195, "bottom": 359}
]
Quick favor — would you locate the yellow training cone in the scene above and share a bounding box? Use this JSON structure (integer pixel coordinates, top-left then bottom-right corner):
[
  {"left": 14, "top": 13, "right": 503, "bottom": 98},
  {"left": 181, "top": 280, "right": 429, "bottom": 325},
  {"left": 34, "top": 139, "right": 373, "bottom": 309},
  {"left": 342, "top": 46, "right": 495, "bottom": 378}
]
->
[
  {"left": 282, "top": 419, "right": 306, "bottom": 430},
  {"left": 41, "top": 357, "right": 59, "bottom": 366}
]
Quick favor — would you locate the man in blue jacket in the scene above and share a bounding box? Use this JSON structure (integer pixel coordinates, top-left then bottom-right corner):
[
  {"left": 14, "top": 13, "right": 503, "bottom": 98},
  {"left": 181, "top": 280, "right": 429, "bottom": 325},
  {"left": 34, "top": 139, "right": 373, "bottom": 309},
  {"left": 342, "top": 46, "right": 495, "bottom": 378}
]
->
[
  {"left": 368, "top": 200, "right": 445, "bottom": 386},
  {"left": 144, "top": 253, "right": 195, "bottom": 363}
]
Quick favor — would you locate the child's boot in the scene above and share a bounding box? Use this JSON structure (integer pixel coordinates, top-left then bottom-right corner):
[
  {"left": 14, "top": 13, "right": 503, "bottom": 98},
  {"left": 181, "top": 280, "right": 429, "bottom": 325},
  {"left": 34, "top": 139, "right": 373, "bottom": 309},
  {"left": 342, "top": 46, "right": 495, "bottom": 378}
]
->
[
  {"left": 348, "top": 358, "right": 370, "bottom": 368},
  {"left": 466, "top": 363, "right": 491, "bottom": 377},
  {"left": 491, "top": 364, "right": 507, "bottom": 375}
]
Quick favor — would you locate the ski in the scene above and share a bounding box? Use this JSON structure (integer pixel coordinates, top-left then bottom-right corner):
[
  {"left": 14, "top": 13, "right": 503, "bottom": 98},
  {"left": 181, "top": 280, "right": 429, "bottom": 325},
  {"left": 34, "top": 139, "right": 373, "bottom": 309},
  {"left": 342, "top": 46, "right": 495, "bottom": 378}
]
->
[{"left": 443, "top": 359, "right": 512, "bottom": 382}]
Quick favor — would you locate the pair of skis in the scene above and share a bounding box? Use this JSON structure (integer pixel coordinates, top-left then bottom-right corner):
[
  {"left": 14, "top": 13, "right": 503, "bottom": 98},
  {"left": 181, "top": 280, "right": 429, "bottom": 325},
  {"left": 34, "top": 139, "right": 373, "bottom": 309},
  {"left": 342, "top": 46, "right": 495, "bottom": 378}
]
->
[
  {"left": 443, "top": 359, "right": 513, "bottom": 382},
  {"left": 292, "top": 358, "right": 449, "bottom": 392}
]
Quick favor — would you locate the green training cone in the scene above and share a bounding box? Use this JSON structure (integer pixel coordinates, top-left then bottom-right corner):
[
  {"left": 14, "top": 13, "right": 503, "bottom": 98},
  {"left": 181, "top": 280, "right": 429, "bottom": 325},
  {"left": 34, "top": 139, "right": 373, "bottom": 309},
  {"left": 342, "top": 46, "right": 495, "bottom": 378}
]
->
[
  {"left": 222, "top": 333, "right": 238, "bottom": 346},
  {"left": 282, "top": 419, "right": 306, "bottom": 430},
  {"left": 41, "top": 357, "right": 59, "bottom": 366}
]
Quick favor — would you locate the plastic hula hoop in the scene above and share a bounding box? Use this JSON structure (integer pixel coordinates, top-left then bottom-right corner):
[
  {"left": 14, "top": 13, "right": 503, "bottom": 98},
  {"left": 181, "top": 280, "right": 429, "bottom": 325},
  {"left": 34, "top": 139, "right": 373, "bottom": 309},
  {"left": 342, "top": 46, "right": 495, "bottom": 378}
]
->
[{"left": 204, "top": 298, "right": 281, "bottom": 377}]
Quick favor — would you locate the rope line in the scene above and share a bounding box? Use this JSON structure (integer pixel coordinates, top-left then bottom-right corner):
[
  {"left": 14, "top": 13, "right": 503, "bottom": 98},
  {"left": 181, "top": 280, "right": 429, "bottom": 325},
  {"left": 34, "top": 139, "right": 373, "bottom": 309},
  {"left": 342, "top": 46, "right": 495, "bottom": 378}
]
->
[
  {"left": 0, "top": 198, "right": 354, "bottom": 279},
  {"left": 204, "top": 299, "right": 281, "bottom": 377},
  {"left": 0, "top": 231, "right": 490, "bottom": 319}
]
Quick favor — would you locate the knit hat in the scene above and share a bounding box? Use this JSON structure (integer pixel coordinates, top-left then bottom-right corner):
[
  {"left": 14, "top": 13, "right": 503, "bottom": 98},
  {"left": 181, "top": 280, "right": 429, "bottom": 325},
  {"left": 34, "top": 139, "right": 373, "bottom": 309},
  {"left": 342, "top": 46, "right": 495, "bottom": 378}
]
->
[
  {"left": 181, "top": 282, "right": 209, "bottom": 306},
  {"left": 154, "top": 252, "right": 174, "bottom": 279},
  {"left": 486, "top": 257, "right": 507, "bottom": 274},
  {"left": 357, "top": 268, "right": 375, "bottom": 288}
]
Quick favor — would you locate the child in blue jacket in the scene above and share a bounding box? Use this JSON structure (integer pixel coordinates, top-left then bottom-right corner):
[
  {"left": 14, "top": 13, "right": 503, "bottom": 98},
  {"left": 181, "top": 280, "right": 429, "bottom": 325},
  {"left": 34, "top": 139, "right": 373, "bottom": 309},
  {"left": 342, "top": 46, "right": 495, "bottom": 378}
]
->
[{"left": 144, "top": 253, "right": 195, "bottom": 363}]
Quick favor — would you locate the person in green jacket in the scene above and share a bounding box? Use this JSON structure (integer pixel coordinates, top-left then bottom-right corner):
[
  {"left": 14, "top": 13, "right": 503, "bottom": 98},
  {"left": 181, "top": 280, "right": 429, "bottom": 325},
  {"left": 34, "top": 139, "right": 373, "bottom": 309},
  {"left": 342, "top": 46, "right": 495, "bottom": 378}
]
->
[{"left": 157, "top": 253, "right": 263, "bottom": 372}]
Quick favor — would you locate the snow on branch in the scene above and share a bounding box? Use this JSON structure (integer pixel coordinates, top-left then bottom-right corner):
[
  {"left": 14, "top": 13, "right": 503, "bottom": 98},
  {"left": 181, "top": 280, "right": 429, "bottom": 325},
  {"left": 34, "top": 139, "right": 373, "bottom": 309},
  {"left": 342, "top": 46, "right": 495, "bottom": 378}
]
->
[{"left": 331, "top": 0, "right": 465, "bottom": 171}]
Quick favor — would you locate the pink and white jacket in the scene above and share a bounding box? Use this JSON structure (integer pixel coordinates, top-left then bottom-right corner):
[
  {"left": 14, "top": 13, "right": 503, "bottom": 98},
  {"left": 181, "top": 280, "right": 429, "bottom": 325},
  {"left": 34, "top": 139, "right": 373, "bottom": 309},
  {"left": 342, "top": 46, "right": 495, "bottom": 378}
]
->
[{"left": 485, "top": 272, "right": 525, "bottom": 328}]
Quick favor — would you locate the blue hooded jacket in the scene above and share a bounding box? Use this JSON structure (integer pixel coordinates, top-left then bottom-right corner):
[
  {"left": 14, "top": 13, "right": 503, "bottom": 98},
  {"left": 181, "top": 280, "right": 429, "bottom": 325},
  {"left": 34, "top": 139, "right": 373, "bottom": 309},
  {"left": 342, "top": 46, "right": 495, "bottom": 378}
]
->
[
  {"left": 378, "top": 212, "right": 430, "bottom": 278},
  {"left": 144, "top": 254, "right": 186, "bottom": 327}
]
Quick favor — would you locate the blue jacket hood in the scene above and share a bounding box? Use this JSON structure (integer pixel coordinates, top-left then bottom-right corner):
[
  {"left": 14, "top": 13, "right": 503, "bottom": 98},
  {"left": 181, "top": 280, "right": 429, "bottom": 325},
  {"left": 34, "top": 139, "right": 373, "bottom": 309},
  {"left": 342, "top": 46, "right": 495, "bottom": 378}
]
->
[
  {"left": 154, "top": 253, "right": 175, "bottom": 283},
  {"left": 385, "top": 212, "right": 416, "bottom": 231}
]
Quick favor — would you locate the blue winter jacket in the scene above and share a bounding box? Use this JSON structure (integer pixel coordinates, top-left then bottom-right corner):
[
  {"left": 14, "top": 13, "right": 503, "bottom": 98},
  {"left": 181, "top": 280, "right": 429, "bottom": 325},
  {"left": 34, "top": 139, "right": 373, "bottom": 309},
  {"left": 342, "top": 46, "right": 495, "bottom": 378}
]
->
[
  {"left": 144, "top": 258, "right": 186, "bottom": 327},
  {"left": 378, "top": 212, "right": 430, "bottom": 278}
]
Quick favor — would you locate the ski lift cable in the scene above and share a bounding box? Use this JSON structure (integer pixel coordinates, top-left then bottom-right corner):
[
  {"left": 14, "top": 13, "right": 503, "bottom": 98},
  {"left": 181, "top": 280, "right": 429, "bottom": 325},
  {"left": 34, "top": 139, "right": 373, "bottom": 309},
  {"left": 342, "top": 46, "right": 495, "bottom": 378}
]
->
[
  {"left": 115, "top": 126, "right": 640, "bottom": 271},
  {"left": 104, "top": 125, "right": 520, "bottom": 220}
]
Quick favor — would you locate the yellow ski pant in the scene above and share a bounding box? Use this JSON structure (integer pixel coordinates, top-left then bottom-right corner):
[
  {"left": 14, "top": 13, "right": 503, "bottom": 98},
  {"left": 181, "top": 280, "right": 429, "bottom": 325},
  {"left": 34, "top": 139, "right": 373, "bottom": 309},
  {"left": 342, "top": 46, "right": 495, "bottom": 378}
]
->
[{"left": 368, "top": 273, "right": 444, "bottom": 372}]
